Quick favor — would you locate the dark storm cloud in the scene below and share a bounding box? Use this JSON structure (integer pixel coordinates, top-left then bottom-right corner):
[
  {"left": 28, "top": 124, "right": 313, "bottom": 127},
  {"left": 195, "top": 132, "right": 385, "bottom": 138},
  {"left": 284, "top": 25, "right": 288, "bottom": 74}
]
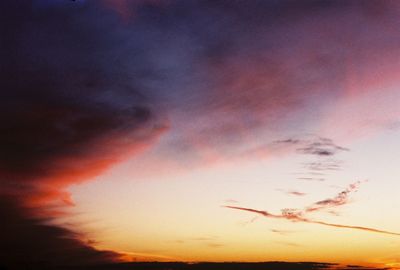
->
[
  {"left": 0, "top": 0, "right": 165, "bottom": 267},
  {"left": 0, "top": 0, "right": 164, "bottom": 186},
  {"left": 0, "top": 196, "right": 120, "bottom": 269}
]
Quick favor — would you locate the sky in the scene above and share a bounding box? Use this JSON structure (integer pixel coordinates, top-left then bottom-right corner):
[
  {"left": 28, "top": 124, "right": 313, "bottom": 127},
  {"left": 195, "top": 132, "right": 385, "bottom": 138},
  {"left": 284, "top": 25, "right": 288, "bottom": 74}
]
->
[{"left": 1, "top": 0, "right": 400, "bottom": 269}]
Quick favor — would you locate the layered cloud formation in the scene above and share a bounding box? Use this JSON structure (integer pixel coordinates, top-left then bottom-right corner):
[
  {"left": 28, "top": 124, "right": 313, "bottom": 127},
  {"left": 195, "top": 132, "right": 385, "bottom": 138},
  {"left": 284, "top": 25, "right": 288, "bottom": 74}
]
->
[{"left": 2, "top": 0, "right": 400, "bottom": 268}]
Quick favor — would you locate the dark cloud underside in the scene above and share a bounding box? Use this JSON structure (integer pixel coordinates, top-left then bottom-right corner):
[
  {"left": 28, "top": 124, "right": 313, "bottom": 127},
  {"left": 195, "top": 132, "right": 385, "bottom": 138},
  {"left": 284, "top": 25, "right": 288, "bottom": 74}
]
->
[{"left": 1, "top": 1, "right": 163, "bottom": 267}]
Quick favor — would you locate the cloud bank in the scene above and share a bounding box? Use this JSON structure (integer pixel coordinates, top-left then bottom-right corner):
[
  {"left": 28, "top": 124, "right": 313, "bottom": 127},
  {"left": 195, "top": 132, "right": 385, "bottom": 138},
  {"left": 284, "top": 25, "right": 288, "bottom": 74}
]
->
[{"left": 1, "top": 1, "right": 165, "bottom": 267}]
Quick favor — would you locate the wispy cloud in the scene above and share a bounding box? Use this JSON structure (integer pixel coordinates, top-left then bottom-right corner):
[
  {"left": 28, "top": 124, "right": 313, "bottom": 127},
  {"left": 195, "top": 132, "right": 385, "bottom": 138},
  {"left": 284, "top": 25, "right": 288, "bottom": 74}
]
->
[
  {"left": 296, "top": 137, "right": 349, "bottom": 157},
  {"left": 274, "top": 240, "right": 302, "bottom": 247},
  {"left": 224, "top": 181, "right": 400, "bottom": 236},
  {"left": 270, "top": 136, "right": 349, "bottom": 182},
  {"left": 224, "top": 205, "right": 400, "bottom": 237},
  {"left": 303, "top": 160, "right": 343, "bottom": 172},
  {"left": 273, "top": 136, "right": 349, "bottom": 157},
  {"left": 297, "top": 177, "right": 326, "bottom": 182},
  {"left": 170, "top": 236, "right": 224, "bottom": 249},
  {"left": 305, "top": 181, "right": 363, "bottom": 213},
  {"left": 277, "top": 189, "right": 307, "bottom": 196},
  {"left": 288, "top": 191, "right": 307, "bottom": 196},
  {"left": 270, "top": 229, "right": 298, "bottom": 235}
]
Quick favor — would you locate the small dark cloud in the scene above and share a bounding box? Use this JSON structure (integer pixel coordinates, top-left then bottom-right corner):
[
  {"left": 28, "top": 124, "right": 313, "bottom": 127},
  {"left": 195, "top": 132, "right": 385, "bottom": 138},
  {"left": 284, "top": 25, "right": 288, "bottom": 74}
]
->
[
  {"left": 270, "top": 229, "right": 298, "bottom": 235},
  {"left": 273, "top": 136, "right": 349, "bottom": 157},
  {"left": 277, "top": 189, "right": 307, "bottom": 196},
  {"left": 302, "top": 160, "right": 343, "bottom": 172},
  {"left": 273, "top": 138, "right": 301, "bottom": 145},
  {"left": 274, "top": 136, "right": 348, "bottom": 180},
  {"left": 296, "top": 137, "right": 349, "bottom": 157},
  {"left": 288, "top": 191, "right": 307, "bottom": 196}
]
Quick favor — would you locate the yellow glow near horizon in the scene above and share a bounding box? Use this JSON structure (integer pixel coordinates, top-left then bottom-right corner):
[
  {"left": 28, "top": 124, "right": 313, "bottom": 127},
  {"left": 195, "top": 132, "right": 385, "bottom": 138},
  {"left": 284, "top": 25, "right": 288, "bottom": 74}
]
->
[{"left": 67, "top": 129, "right": 400, "bottom": 266}]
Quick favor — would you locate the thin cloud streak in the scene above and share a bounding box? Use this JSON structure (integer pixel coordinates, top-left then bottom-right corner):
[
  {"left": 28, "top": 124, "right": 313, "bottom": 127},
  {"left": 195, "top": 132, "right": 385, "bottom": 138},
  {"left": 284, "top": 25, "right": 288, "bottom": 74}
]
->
[
  {"left": 277, "top": 189, "right": 307, "bottom": 197},
  {"left": 224, "top": 205, "right": 400, "bottom": 237},
  {"left": 305, "top": 181, "right": 364, "bottom": 213},
  {"left": 273, "top": 136, "right": 349, "bottom": 157},
  {"left": 224, "top": 181, "right": 400, "bottom": 237},
  {"left": 270, "top": 229, "right": 298, "bottom": 235}
]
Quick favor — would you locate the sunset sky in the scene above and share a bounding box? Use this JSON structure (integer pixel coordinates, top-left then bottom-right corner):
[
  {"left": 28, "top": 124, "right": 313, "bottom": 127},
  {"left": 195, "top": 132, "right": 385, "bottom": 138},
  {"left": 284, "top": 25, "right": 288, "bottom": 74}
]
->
[{"left": 1, "top": 0, "right": 400, "bottom": 269}]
